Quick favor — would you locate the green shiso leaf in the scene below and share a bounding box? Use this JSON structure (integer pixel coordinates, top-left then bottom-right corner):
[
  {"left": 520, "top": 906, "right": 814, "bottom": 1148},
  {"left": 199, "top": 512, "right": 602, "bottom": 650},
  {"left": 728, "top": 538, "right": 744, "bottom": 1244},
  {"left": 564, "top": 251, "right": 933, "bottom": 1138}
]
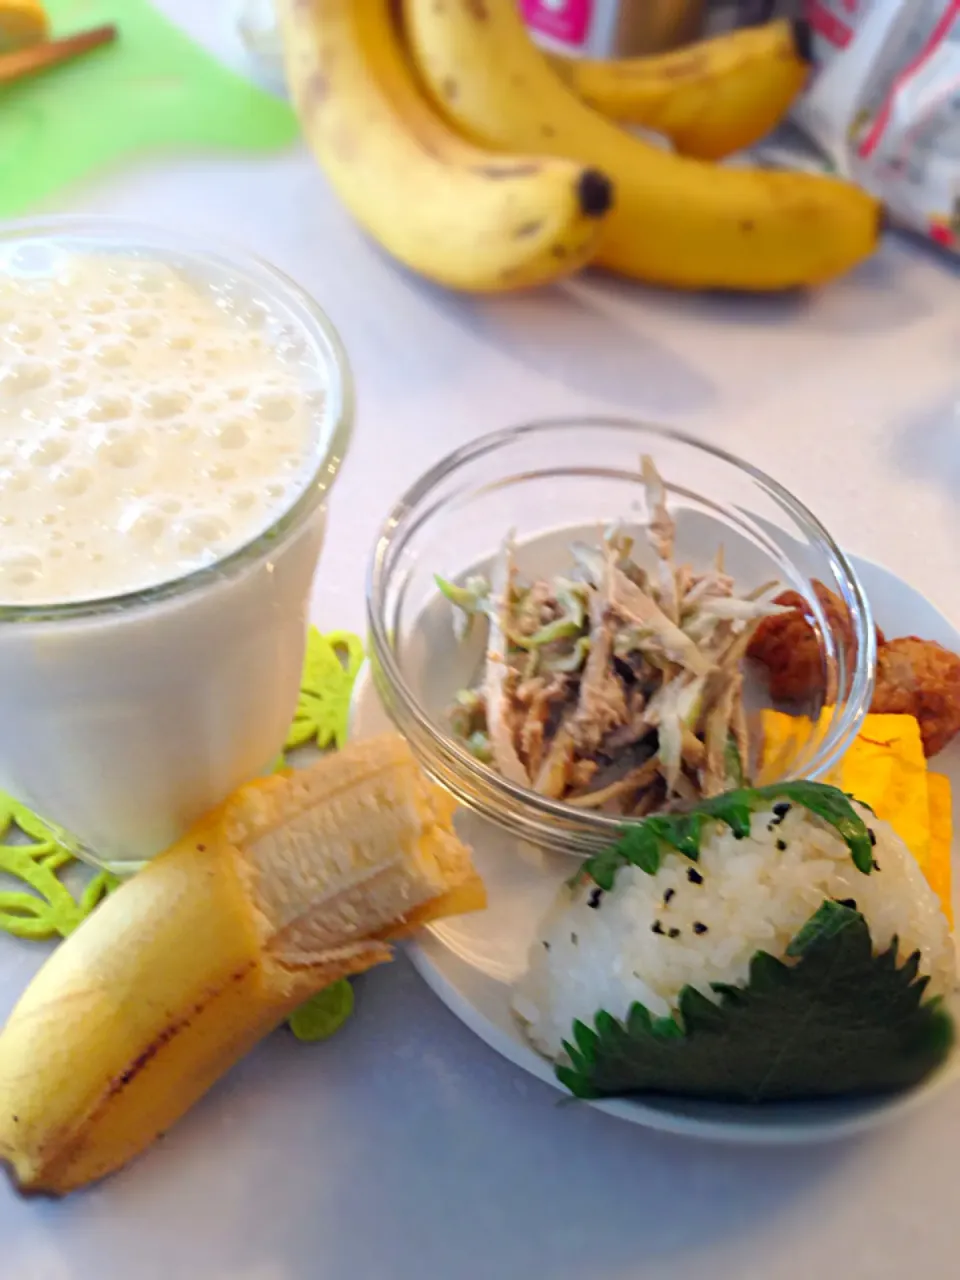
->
[
  {"left": 554, "top": 902, "right": 954, "bottom": 1103},
  {"left": 577, "top": 780, "right": 874, "bottom": 892}
]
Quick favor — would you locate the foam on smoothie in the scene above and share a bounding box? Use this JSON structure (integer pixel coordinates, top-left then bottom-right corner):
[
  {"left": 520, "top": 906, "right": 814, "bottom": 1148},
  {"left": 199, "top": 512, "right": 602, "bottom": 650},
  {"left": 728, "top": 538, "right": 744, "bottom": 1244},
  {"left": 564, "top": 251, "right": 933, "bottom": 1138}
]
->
[{"left": 0, "top": 246, "right": 326, "bottom": 604}]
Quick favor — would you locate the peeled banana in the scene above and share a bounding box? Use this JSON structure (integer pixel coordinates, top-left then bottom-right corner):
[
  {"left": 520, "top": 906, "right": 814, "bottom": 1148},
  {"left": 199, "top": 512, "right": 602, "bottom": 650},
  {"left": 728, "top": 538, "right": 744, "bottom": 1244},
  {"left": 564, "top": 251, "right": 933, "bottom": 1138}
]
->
[
  {"left": 277, "top": 0, "right": 613, "bottom": 294},
  {"left": 0, "top": 735, "right": 484, "bottom": 1195},
  {"left": 401, "top": 0, "right": 880, "bottom": 291},
  {"left": 549, "top": 19, "right": 811, "bottom": 161}
]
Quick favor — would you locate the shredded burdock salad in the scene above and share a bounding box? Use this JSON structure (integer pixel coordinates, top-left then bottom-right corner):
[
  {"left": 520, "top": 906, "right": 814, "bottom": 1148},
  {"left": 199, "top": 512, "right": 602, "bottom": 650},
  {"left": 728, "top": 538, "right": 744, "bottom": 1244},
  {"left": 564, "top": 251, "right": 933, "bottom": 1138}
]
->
[{"left": 436, "top": 457, "right": 791, "bottom": 816}]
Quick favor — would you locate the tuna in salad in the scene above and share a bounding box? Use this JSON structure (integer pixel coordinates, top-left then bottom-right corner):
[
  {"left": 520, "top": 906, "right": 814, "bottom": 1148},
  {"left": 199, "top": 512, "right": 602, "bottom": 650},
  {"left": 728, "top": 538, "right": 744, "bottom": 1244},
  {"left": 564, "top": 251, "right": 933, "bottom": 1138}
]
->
[{"left": 436, "top": 457, "right": 790, "bottom": 816}]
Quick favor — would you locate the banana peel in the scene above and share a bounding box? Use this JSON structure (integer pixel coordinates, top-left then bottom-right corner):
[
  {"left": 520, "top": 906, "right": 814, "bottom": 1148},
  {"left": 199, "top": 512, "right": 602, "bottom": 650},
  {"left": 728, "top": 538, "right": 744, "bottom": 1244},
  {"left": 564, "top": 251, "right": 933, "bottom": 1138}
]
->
[{"left": 0, "top": 735, "right": 484, "bottom": 1195}]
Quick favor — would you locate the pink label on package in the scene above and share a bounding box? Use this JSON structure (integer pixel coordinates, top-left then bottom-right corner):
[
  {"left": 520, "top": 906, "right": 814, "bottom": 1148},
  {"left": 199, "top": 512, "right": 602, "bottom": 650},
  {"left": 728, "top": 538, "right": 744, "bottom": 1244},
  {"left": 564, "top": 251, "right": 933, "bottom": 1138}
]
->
[{"left": 521, "top": 0, "right": 593, "bottom": 47}]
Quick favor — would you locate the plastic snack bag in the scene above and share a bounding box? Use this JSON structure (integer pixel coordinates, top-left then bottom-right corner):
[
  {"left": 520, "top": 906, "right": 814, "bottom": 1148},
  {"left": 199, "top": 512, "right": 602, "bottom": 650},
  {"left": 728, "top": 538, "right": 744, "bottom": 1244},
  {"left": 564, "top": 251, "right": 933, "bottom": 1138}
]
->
[{"left": 789, "top": 0, "right": 960, "bottom": 253}]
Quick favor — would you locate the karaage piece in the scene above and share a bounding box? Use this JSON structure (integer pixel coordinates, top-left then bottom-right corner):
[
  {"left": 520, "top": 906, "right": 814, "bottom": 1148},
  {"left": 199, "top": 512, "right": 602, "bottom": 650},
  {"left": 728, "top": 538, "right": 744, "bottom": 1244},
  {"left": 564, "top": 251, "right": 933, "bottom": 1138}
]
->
[
  {"left": 747, "top": 581, "right": 884, "bottom": 704},
  {"left": 872, "top": 636, "right": 960, "bottom": 757}
]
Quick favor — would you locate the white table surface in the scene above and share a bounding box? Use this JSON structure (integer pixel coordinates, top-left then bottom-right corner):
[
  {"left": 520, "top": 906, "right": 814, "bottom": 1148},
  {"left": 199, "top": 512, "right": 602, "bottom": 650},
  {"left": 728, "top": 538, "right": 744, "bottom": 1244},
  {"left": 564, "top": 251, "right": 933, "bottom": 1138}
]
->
[{"left": 3, "top": 4, "right": 960, "bottom": 1277}]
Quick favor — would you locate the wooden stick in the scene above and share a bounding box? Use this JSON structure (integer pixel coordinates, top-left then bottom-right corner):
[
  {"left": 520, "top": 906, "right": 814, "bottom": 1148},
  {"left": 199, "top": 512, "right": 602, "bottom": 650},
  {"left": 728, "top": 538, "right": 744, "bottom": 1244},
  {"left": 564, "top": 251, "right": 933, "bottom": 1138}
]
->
[{"left": 0, "top": 25, "right": 118, "bottom": 86}]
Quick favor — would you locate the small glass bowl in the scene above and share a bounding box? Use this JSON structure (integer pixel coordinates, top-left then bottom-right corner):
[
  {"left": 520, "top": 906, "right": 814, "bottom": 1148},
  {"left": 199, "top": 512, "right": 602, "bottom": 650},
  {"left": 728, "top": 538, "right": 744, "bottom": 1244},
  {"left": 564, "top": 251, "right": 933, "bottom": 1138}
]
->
[{"left": 366, "top": 419, "right": 876, "bottom": 856}]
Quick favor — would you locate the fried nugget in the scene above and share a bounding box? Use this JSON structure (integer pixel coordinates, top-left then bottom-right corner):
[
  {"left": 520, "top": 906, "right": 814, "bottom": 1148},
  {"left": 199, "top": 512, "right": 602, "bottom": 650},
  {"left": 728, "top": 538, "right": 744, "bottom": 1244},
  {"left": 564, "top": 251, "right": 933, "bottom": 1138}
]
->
[
  {"left": 872, "top": 636, "right": 960, "bottom": 757},
  {"left": 747, "top": 581, "right": 884, "bottom": 705}
]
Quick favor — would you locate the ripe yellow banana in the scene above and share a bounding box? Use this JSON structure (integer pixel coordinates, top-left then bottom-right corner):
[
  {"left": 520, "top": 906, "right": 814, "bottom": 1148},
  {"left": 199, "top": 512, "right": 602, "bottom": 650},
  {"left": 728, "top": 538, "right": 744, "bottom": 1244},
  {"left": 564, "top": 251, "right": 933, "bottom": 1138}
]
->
[
  {"left": 401, "top": 0, "right": 880, "bottom": 291},
  {"left": 277, "top": 0, "right": 612, "bottom": 294},
  {"left": 549, "top": 18, "right": 811, "bottom": 162},
  {"left": 0, "top": 736, "right": 484, "bottom": 1195}
]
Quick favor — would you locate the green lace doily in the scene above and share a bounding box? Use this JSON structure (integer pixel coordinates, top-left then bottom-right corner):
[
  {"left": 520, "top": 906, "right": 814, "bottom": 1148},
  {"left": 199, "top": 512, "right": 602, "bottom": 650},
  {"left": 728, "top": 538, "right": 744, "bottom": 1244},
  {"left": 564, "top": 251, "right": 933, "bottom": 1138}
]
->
[
  {"left": 288, "top": 979, "right": 355, "bottom": 1043},
  {"left": 0, "top": 627, "right": 365, "bottom": 1036},
  {"left": 0, "top": 797, "right": 118, "bottom": 940},
  {"left": 283, "top": 629, "right": 365, "bottom": 756}
]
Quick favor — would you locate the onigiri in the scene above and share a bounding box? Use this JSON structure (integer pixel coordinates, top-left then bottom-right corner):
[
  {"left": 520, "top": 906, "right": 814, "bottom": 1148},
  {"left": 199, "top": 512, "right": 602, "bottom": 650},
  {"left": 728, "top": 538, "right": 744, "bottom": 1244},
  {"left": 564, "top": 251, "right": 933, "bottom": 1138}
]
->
[{"left": 513, "top": 783, "right": 957, "bottom": 1102}]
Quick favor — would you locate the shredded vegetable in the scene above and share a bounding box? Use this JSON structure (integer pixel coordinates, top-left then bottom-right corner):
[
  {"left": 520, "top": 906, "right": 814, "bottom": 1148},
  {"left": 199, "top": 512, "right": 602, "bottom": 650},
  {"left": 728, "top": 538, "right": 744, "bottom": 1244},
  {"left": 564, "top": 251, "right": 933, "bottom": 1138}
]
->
[{"left": 437, "top": 458, "right": 788, "bottom": 816}]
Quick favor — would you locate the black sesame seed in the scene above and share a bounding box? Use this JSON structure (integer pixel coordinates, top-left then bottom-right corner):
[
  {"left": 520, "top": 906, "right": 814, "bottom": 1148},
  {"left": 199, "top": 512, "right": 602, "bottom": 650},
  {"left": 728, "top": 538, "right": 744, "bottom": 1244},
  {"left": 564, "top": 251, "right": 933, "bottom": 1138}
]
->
[
  {"left": 772, "top": 802, "right": 791, "bottom": 818},
  {"left": 868, "top": 829, "right": 877, "bottom": 847},
  {"left": 766, "top": 823, "right": 776, "bottom": 833},
  {"left": 837, "top": 898, "right": 857, "bottom": 910},
  {"left": 687, "top": 868, "right": 704, "bottom": 885},
  {"left": 571, "top": 932, "right": 579, "bottom": 945},
  {"left": 873, "top": 859, "right": 881, "bottom": 871},
  {"left": 776, "top": 839, "right": 787, "bottom": 852},
  {"left": 542, "top": 940, "right": 550, "bottom": 951},
  {"left": 668, "top": 927, "right": 681, "bottom": 939},
  {"left": 664, "top": 888, "right": 676, "bottom": 904},
  {"left": 651, "top": 920, "right": 665, "bottom": 935},
  {"left": 693, "top": 922, "right": 708, "bottom": 935},
  {"left": 588, "top": 887, "right": 603, "bottom": 909}
]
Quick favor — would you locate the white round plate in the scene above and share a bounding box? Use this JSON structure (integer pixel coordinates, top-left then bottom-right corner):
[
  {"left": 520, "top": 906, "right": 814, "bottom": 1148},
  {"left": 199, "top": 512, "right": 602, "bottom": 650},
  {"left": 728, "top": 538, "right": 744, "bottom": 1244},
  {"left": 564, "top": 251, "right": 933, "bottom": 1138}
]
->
[{"left": 350, "top": 555, "right": 960, "bottom": 1144}]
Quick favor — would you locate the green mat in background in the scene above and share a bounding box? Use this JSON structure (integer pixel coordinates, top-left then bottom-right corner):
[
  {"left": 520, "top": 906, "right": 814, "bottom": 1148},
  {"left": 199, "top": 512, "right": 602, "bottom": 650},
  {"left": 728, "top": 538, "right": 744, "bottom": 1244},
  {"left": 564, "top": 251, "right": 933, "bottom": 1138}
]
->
[{"left": 0, "top": 0, "right": 298, "bottom": 218}]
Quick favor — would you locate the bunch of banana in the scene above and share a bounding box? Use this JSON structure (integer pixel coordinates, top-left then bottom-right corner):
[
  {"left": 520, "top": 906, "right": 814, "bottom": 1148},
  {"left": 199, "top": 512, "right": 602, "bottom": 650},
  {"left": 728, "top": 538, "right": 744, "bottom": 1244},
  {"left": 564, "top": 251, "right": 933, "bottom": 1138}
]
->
[
  {"left": 399, "top": 0, "right": 879, "bottom": 292},
  {"left": 276, "top": 0, "right": 613, "bottom": 294},
  {"left": 548, "top": 18, "right": 812, "bottom": 161},
  {"left": 280, "top": 0, "right": 879, "bottom": 292}
]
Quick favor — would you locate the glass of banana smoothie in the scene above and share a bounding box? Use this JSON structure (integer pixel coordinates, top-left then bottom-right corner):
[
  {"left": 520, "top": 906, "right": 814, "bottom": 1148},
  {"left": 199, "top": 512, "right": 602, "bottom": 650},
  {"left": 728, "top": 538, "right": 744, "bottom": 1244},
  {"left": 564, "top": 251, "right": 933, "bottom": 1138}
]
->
[{"left": 0, "top": 218, "right": 352, "bottom": 872}]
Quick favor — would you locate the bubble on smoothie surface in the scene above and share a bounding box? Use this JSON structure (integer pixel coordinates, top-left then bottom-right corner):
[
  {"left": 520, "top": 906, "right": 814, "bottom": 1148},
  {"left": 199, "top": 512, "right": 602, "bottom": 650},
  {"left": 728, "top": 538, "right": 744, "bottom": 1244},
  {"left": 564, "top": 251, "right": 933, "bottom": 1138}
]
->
[
  {"left": 24, "top": 435, "right": 71, "bottom": 468},
  {"left": 0, "top": 549, "right": 44, "bottom": 591}
]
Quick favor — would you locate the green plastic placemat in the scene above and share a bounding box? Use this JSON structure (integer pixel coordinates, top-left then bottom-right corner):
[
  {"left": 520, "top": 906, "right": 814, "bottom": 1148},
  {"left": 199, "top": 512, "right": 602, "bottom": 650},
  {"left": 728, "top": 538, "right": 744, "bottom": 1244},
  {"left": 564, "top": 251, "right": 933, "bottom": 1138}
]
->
[{"left": 0, "top": 0, "right": 298, "bottom": 218}]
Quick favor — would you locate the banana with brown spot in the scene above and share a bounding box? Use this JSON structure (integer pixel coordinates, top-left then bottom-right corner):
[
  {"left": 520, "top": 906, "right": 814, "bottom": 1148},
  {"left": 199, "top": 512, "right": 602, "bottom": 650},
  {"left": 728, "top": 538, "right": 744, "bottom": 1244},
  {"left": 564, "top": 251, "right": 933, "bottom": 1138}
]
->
[
  {"left": 549, "top": 18, "right": 812, "bottom": 162},
  {"left": 401, "top": 0, "right": 881, "bottom": 291},
  {"left": 277, "top": 0, "right": 613, "bottom": 293}
]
